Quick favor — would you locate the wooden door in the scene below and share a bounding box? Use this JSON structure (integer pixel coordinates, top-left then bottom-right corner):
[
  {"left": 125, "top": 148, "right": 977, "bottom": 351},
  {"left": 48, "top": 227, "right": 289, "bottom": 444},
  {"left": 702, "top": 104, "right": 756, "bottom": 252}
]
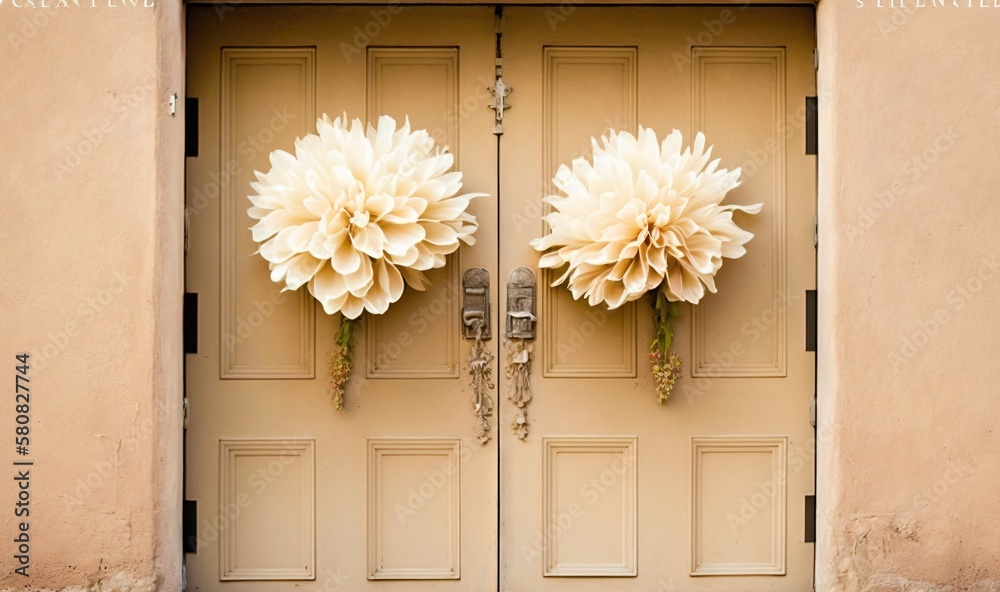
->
[
  {"left": 187, "top": 5, "right": 816, "bottom": 592},
  {"left": 497, "top": 7, "right": 817, "bottom": 592},
  {"left": 186, "top": 7, "right": 499, "bottom": 591}
]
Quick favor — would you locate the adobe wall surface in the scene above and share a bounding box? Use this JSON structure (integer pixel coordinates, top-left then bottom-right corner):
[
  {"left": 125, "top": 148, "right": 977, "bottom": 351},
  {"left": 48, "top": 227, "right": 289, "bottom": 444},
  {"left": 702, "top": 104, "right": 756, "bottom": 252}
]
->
[
  {"left": 0, "top": 0, "right": 184, "bottom": 589},
  {"left": 816, "top": 2, "right": 1000, "bottom": 591}
]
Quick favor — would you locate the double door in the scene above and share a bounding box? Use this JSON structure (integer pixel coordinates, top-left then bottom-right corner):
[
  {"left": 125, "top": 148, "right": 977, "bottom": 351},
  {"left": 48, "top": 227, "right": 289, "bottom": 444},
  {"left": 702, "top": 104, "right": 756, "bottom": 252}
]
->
[{"left": 185, "top": 6, "right": 816, "bottom": 591}]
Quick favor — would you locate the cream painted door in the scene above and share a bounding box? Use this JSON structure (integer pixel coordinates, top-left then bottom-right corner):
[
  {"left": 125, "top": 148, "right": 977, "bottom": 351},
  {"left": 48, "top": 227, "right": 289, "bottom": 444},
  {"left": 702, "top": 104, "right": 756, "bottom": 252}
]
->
[
  {"left": 497, "top": 7, "right": 816, "bottom": 592},
  {"left": 187, "top": 5, "right": 816, "bottom": 592},
  {"left": 185, "top": 7, "right": 499, "bottom": 591}
]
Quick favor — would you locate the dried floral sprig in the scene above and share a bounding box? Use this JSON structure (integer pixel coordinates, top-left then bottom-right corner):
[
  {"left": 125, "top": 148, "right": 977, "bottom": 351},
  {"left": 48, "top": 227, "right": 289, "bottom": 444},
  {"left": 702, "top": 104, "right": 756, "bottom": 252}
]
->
[
  {"left": 329, "top": 316, "right": 359, "bottom": 410},
  {"left": 650, "top": 290, "right": 682, "bottom": 404},
  {"left": 650, "top": 350, "right": 682, "bottom": 405}
]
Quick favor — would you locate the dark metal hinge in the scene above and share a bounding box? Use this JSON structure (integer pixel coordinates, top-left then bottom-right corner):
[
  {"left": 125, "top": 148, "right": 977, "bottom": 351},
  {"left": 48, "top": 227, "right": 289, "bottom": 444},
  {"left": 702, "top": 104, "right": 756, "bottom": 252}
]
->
[
  {"left": 183, "top": 500, "right": 198, "bottom": 553},
  {"left": 804, "top": 495, "right": 816, "bottom": 543},
  {"left": 184, "top": 292, "right": 198, "bottom": 354},
  {"left": 185, "top": 98, "right": 199, "bottom": 158},
  {"left": 805, "top": 290, "right": 817, "bottom": 353},
  {"left": 805, "top": 97, "right": 818, "bottom": 156}
]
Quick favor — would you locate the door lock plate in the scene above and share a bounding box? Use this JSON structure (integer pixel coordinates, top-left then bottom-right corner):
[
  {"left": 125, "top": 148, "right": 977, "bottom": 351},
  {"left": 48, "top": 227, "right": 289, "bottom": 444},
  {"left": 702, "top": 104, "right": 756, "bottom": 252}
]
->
[
  {"left": 463, "top": 268, "right": 491, "bottom": 340},
  {"left": 506, "top": 267, "right": 536, "bottom": 340}
]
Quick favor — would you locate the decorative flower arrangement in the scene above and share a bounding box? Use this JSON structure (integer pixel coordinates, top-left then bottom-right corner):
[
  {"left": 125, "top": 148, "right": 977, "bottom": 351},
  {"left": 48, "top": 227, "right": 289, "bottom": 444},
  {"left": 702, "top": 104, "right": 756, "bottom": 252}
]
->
[
  {"left": 531, "top": 127, "right": 761, "bottom": 403},
  {"left": 249, "top": 113, "right": 485, "bottom": 409}
]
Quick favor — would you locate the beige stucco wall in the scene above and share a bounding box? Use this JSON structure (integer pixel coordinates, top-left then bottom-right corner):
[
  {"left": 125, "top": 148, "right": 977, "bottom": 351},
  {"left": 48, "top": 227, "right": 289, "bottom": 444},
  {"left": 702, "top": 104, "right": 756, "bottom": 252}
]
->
[
  {"left": 816, "top": 2, "right": 1000, "bottom": 591},
  {"left": 2, "top": 0, "right": 999, "bottom": 590},
  {"left": 0, "top": 0, "right": 184, "bottom": 590}
]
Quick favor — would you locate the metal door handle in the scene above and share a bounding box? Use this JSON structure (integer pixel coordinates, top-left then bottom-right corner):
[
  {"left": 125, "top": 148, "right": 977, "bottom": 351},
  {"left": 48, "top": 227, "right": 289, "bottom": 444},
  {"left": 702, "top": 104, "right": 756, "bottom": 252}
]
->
[
  {"left": 505, "top": 267, "right": 536, "bottom": 340},
  {"left": 505, "top": 267, "right": 536, "bottom": 440},
  {"left": 462, "top": 268, "right": 491, "bottom": 340}
]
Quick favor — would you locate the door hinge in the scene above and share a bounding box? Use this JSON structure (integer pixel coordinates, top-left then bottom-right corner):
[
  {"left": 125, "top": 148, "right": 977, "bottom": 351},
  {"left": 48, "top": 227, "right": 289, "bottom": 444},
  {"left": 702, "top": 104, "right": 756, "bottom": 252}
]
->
[
  {"left": 183, "top": 396, "right": 190, "bottom": 430},
  {"left": 183, "top": 500, "right": 198, "bottom": 553},
  {"left": 805, "top": 290, "right": 817, "bottom": 353},
  {"left": 812, "top": 48, "right": 819, "bottom": 71},
  {"left": 184, "top": 292, "right": 198, "bottom": 354},
  {"left": 169, "top": 92, "right": 178, "bottom": 117},
  {"left": 805, "top": 96, "right": 818, "bottom": 156},
  {"left": 813, "top": 216, "right": 818, "bottom": 248},
  {"left": 804, "top": 495, "right": 816, "bottom": 543},
  {"left": 185, "top": 98, "right": 199, "bottom": 157}
]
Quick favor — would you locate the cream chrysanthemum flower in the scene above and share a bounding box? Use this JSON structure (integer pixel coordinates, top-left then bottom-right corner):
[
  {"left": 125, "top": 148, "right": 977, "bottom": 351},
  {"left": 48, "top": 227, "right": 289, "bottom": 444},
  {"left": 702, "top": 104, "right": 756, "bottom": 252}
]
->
[
  {"left": 249, "top": 114, "right": 485, "bottom": 319},
  {"left": 530, "top": 128, "right": 762, "bottom": 308}
]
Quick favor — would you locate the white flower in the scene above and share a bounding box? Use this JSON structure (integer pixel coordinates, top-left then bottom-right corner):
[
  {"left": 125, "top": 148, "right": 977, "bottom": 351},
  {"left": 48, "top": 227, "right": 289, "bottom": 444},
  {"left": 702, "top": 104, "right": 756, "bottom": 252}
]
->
[
  {"left": 530, "top": 128, "right": 762, "bottom": 309},
  {"left": 248, "top": 113, "right": 485, "bottom": 319}
]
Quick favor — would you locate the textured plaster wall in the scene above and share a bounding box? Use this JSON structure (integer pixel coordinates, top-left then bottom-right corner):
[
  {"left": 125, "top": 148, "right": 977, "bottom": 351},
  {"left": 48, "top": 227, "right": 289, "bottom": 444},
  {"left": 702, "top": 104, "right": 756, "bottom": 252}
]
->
[
  {"left": 0, "top": 0, "right": 184, "bottom": 589},
  {"left": 816, "top": 2, "right": 1000, "bottom": 591}
]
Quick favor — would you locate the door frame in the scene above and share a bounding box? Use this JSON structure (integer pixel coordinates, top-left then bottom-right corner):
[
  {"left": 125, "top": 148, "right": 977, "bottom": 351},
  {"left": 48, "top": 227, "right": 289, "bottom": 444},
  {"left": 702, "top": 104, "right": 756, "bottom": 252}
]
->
[{"left": 164, "top": 1, "right": 827, "bottom": 588}]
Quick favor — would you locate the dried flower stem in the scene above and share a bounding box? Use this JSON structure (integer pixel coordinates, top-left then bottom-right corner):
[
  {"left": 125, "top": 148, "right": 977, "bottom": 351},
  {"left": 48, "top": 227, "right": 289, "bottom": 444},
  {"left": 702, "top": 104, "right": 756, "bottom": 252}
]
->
[
  {"left": 329, "top": 316, "right": 359, "bottom": 411},
  {"left": 650, "top": 290, "right": 683, "bottom": 404}
]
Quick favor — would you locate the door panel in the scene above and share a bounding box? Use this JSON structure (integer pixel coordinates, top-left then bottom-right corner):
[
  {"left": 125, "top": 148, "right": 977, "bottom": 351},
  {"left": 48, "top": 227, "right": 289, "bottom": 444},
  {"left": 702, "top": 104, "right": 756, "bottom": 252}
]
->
[
  {"left": 498, "top": 7, "right": 816, "bottom": 592},
  {"left": 186, "top": 7, "right": 499, "bottom": 591}
]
